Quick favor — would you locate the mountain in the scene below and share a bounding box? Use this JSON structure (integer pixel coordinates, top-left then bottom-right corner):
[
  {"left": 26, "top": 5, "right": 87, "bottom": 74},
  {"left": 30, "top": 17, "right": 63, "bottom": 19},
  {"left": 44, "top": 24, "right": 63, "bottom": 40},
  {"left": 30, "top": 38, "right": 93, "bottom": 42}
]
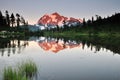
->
[{"left": 37, "top": 12, "right": 83, "bottom": 28}]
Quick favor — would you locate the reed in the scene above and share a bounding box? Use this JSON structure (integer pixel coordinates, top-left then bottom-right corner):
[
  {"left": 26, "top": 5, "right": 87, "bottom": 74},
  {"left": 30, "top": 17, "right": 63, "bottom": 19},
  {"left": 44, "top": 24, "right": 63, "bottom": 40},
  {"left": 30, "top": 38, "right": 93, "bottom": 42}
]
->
[
  {"left": 3, "top": 60, "right": 37, "bottom": 80},
  {"left": 18, "top": 60, "right": 37, "bottom": 78}
]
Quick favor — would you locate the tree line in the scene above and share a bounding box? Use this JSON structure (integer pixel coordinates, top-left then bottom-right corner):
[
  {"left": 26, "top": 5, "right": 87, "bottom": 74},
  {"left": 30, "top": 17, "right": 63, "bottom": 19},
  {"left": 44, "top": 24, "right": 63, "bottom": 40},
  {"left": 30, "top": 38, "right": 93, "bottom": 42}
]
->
[
  {"left": 44, "top": 12, "right": 120, "bottom": 34},
  {"left": 0, "top": 10, "right": 28, "bottom": 29},
  {"left": 84, "top": 13, "right": 120, "bottom": 26},
  {"left": 81, "top": 12, "right": 120, "bottom": 34}
]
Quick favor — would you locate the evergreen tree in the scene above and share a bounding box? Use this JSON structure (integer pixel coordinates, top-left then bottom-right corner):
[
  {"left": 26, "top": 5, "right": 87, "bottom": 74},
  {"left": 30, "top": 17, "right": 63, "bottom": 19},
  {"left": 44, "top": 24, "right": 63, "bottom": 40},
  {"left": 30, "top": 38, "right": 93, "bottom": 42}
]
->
[
  {"left": 87, "top": 19, "right": 92, "bottom": 25},
  {"left": 0, "top": 11, "right": 3, "bottom": 26},
  {"left": 63, "top": 20, "right": 68, "bottom": 31},
  {"left": 92, "top": 16, "right": 94, "bottom": 23},
  {"left": 95, "top": 15, "right": 99, "bottom": 20},
  {"left": 16, "top": 13, "right": 20, "bottom": 27},
  {"left": 5, "top": 10, "right": 10, "bottom": 26},
  {"left": 83, "top": 18, "right": 86, "bottom": 26},
  {"left": 56, "top": 25, "right": 59, "bottom": 32},
  {"left": 10, "top": 13, "right": 15, "bottom": 27},
  {"left": 21, "top": 16, "right": 25, "bottom": 25},
  {"left": 0, "top": 11, "right": 7, "bottom": 27}
]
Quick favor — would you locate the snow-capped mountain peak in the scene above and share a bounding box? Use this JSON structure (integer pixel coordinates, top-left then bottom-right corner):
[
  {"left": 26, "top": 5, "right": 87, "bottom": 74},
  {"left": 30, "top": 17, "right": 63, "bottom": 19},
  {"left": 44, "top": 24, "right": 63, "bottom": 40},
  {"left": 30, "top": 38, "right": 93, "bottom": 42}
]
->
[{"left": 38, "top": 12, "right": 82, "bottom": 27}]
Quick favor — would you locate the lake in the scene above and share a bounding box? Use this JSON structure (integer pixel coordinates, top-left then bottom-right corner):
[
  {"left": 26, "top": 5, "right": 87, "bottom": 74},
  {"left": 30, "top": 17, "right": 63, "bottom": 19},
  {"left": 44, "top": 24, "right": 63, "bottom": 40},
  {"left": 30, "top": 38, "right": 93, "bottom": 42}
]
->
[{"left": 0, "top": 36, "right": 120, "bottom": 80}]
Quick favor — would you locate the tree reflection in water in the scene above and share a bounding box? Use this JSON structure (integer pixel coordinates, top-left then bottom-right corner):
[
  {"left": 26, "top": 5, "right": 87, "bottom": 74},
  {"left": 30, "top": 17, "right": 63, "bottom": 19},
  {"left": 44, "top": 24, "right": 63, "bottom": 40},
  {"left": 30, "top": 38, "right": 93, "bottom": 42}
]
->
[
  {"left": 0, "top": 36, "right": 120, "bottom": 56},
  {"left": 37, "top": 36, "right": 120, "bottom": 54},
  {"left": 0, "top": 37, "right": 29, "bottom": 57}
]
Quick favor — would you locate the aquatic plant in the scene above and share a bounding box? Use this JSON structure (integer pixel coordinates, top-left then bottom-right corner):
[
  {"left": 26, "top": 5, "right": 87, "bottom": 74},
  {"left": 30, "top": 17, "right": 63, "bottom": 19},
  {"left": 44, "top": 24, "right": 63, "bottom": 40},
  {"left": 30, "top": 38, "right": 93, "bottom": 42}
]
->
[
  {"left": 18, "top": 60, "right": 37, "bottom": 78},
  {"left": 3, "top": 60, "right": 37, "bottom": 80}
]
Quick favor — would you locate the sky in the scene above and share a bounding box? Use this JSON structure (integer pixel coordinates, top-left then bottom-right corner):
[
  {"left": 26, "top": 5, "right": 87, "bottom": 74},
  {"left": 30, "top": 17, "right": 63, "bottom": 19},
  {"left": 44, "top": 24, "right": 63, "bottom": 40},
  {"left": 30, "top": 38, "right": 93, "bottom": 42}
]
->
[{"left": 0, "top": 0, "right": 120, "bottom": 25}]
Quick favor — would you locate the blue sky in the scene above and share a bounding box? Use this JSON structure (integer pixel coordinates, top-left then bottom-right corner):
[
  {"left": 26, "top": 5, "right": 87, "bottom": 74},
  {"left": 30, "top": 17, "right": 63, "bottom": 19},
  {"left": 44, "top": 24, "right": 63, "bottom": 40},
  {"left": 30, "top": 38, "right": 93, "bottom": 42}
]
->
[{"left": 0, "top": 0, "right": 120, "bottom": 24}]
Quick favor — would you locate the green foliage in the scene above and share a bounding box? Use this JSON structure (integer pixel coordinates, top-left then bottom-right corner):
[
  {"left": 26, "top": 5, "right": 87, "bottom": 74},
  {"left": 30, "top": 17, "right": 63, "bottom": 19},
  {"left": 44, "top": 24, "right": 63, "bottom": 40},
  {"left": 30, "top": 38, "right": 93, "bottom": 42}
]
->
[
  {"left": 18, "top": 60, "right": 37, "bottom": 78},
  {"left": 0, "top": 10, "right": 27, "bottom": 28},
  {"left": 3, "top": 60, "right": 37, "bottom": 80},
  {"left": 4, "top": 67, "right": 28, "bottom": 80}
]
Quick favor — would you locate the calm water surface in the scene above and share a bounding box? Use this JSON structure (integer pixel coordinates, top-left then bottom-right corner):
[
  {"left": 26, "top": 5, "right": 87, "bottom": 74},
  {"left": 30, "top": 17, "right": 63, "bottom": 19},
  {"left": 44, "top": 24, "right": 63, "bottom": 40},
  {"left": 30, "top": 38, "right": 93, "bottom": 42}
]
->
[{"left": 0, "top": 37, "right": 120, "bottom": 80}]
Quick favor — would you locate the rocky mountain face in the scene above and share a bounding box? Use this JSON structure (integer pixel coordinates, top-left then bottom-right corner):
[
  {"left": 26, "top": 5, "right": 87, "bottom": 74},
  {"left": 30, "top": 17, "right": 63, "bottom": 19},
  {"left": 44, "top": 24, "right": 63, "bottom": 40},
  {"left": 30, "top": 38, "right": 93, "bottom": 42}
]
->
[{"left": 37, "top": 12, "right": 82, "bottom": 27}]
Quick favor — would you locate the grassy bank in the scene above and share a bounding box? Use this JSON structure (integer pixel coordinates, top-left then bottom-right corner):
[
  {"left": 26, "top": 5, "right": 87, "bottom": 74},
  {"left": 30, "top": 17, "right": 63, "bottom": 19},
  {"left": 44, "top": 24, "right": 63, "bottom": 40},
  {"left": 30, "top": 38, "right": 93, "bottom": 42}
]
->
[
  {"left": 44, "top": 30, "right": 120, "bottom": 38},
  {"left": 0, "top": 31, "right": 25, "bottom": 37},
  {"left": 43, "top": 24, "right": 120, "bottom": 38}
]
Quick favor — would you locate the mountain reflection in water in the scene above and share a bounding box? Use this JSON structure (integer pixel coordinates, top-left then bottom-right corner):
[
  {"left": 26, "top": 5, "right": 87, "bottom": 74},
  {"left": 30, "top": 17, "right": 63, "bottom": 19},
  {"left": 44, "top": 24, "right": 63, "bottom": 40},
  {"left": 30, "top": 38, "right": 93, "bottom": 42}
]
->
[
  {"left": 0, "top": 36, "right": 120, "bottom": 56},
  {"left": 37, "top": 37, "right": 82, "bottom": 53},
  {"left": 36, "top": 37, "right": 120, "bottom": 54}
]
